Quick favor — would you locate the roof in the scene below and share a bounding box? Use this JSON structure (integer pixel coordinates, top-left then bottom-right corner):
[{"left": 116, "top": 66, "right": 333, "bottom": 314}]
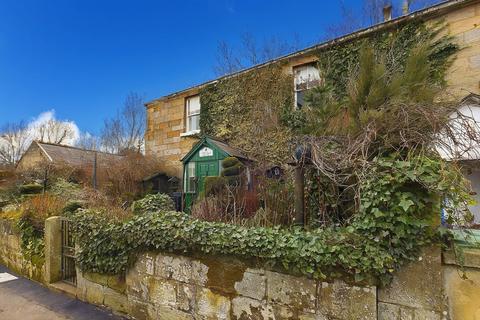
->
[
  {"left": 146, "top": 0, "right": 479, "bottom": 106},
  {"left": 460, "top": 93, "right": 480, "bottom": 106},
  {"left": 26, "top": 141, "right": 124, "bottom": 167},
  {"left": 180, "top": 136, "right": 249, "bottom": 163}
]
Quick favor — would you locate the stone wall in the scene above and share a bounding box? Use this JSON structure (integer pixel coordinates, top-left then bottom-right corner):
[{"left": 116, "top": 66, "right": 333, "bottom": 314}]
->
[
  {"left": 443, "top": 248, "right": 480, "bottom": 319},
  {"left": 75, "top": 247, "right": 480, "bottom": 320},
  {"left": 2, "top": 216, "right": 480, "bottom": 319},
  {"left": 0, "top": 218, "right": 45, "bottom": 283},
  {"left": 377, "top": 246, "right": 448, "bottom": 319},
  {"left": 77, "top": 252, "right": 377, "bottom": 320}
]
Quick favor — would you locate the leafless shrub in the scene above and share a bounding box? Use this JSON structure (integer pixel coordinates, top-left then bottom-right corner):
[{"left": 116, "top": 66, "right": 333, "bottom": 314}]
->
[
  {"left": 191, "top": 181, "right": 250, "bottom": 224},
  {"left": 90, "top": 152, "right": 161, "bottom": 201}
]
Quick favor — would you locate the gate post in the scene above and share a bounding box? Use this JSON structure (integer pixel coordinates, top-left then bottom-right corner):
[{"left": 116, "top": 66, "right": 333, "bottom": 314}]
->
[{"left": 45, "top": 216, "right": 62, "bottom": 284}]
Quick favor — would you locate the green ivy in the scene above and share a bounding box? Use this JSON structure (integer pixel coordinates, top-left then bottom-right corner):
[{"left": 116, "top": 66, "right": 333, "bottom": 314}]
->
[
  {"left": 282, "top": 21, "right": 459, "bottom": 132},
  {"left": 71, "top": 155, "right": 464, "bottom": 285},
  {"left": 16, "top": 218, "right": 45, "bottom": 267},
  {"left": 131, "top": 193, "right": 175, "bottom": 215}
]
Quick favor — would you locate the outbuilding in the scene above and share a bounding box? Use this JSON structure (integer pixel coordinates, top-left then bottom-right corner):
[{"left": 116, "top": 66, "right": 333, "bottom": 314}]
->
[{"left": 180, "top": 136, "right": 250, "bottom": 211}]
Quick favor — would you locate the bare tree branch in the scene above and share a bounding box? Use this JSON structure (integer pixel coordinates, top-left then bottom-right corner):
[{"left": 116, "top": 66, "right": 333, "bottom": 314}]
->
[
  {"left": 101, "top": 92, "right": 146, "bottom": 154},
  {"left": 0, "top": 121, "right": 30, "bottom": 165}
]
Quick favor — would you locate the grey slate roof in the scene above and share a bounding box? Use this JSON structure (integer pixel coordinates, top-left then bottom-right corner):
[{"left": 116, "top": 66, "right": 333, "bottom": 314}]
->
[{"left": 36, "top": 141, "right": 124, "bottom": 167}]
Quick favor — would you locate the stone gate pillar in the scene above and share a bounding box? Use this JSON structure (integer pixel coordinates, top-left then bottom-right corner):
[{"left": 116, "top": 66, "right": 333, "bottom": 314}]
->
[{"left": 44, "top": 216, "right": 62, "bottom": 283}]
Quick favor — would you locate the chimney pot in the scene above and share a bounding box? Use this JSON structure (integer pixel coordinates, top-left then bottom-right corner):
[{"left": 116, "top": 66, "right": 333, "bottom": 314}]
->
[
  {"left": 402, "top": 0, "right": 410, "bottom": 14},
  {"left": 383, "top": 5, "right": 392, "bottom": 21}
]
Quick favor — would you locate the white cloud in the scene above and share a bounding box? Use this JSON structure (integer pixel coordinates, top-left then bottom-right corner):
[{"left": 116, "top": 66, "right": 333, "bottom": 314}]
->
[{"left": 27, "top": 109, "right": 80, "bottom": 146}]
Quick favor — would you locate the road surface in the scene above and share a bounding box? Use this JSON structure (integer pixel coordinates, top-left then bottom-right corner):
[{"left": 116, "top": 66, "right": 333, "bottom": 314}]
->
[{"left": 0, "top": 265, "right": 125, "bottom": 320}]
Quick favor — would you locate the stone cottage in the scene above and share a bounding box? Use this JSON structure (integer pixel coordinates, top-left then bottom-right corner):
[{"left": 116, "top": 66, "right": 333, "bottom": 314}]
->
[
  {"left": 16, "top": 141, "right": 124, "bottom": 172},
  {"left": 145, "top": 0, "right": 480, "bottom": 218}
]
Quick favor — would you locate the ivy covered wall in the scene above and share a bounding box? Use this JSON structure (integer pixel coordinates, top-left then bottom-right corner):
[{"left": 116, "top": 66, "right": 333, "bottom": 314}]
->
[{"left": 198, "top": 21, "right": 459, "bottom": 162}]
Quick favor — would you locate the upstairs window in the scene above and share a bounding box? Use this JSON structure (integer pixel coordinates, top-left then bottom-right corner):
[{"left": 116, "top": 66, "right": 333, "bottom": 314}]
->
[
  {"left": 294, "top": 63, "right": 320, "bottom": 109},
  {"left": 186, "top": 95, "right": 201, "bottom": 133}
]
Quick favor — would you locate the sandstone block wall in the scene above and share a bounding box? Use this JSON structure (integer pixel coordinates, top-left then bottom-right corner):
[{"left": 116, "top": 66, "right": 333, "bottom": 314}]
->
[
  {"left": 0, "top": 218, "right": 45, "bottom": 283},
  {"left": 443, "top": 247, "right": 480, "bottom": 319},
  {"left": 123, "top": 252, "right": 377, "bottom": 320},
  {"left": 71, "top": 248, "right": 480, "bottom": 320},
  {"left": 2, "top": 216, "right": 480, "bottom": 319}
]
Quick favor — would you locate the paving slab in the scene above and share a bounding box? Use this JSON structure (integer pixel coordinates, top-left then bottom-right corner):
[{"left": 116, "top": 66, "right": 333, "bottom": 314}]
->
[{"left": 0, "top": 265, "right": 126, "bottom": 320}]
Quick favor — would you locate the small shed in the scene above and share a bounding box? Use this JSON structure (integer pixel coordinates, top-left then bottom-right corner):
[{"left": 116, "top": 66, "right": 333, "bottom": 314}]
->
[{"left": 180, "top": 136, "right": 250, "bottom": 211}]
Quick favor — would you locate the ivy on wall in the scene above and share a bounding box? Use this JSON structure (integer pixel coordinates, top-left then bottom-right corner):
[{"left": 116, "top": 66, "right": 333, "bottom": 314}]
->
[
  {"left": 281, "top": 21, "right": 459, "bottom": 132},
  {"left": 200, "top": 65, "right": 295, "bottom": 164},
  {"left": 16, "top": 218, "right": 45, "bottom": 267},
  {"left": 71, "top": 154, "right": 467, "bottom": 285}
]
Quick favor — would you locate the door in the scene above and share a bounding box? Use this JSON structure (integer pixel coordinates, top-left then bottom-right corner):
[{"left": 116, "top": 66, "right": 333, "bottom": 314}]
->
[
  {"left": 61, "top": 217, "right": 76, "bottom": 286},
  {"left": 197, "top": 161, "right": 218, "bottom": 194}
]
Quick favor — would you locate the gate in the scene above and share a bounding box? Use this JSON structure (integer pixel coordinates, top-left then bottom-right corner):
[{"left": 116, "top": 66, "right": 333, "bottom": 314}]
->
[{"left": 61, "top": 218, "right": 77, "bottom": 286}]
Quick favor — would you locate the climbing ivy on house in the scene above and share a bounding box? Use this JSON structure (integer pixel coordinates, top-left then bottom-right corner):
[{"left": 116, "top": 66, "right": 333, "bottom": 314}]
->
[
  {"left": 199, "top": 65, "right": 295, "bottom": 164},
  {"left": 283, "top": 21, "right": 459, "bottom": 132},
  {"left": 199, "top": 21, "right": 458, "bottom": 154}
]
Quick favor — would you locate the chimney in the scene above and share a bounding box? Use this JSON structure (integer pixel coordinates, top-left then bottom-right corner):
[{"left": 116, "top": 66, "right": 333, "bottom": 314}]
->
[
  {"left": 402, "top": 0, "right": 410, "bottom": 15},
  {"left": 383, "top": 5, "right": 392, "bottom": 21}
]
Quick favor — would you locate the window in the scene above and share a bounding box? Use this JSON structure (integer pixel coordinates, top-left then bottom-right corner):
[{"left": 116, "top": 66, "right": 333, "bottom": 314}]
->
[
  {"left": 187, "top": 162, "right": 196, "bottom": 193},
  {"left": 186, "top": 95, "right": 201, "bottom": 133},
  {"left": 293, "top": 63, "right": 321, "bottom": 109}
]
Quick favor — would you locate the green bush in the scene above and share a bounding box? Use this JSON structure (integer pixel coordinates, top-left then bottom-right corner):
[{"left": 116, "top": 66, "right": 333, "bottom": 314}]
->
[
  {"left": 19, "top": 184, "right": 43, "bottom": 195},
  {"left": 221, "top": 157, "right": 244, "bottom": 187},
  {"left": 16, "top": 217, "right": 45, "bottom": 267},
  {"left": 204, "top": 176, "right": 226, "bottom": 196},
  {"left": 63, "top": 200, "right": 84, "bottom": 214},
  {"left": 131, "top": 193, "right": 174, "bottom": 214},
  {"left": 49, "top": 179, "right": 83, "bottom": 200},
  {"left": 222, "top": 157, "right": 240, "bottom": 169}
]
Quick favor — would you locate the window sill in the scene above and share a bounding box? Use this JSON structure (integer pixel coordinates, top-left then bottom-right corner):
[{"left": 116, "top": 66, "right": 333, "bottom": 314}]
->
[{"left": 180, "top": 130, "right": 200, "bottom": 137}]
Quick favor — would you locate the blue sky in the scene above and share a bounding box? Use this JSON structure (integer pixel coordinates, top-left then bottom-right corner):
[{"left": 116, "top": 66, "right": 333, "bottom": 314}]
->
[{"left": 0, "top": 0, "right": 421, "bottom": 135}]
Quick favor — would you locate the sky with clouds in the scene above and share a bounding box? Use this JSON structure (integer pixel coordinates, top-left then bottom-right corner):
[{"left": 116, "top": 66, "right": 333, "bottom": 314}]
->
[{"left": 0, "top": 0, "right": 436, "bottom": 138}]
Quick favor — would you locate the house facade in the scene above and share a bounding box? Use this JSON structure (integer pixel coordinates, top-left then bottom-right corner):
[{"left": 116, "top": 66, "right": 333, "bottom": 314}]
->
[{"left": 145, "top": 0, "right": 480, "bottom": 181}]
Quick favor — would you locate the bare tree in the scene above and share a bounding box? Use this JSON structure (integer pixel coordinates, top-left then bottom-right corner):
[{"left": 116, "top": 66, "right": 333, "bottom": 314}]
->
[
  {"left": 214, "top": 33, "right": 301, "bottom": 76},
  {"left": 36, "top": 118, "right": 76, "bottom": 144},
  {"left": 76, "top": 132, "right": 100, "bottom": 151},
  {"left": 101, "top": 92, "right": 146, "bottom": 154},
  {"left": 0, "top": 121, "right": 31, "bottom": 166},
  {"left": 325, "top": 0, "right": 443, "bottom": 39}
]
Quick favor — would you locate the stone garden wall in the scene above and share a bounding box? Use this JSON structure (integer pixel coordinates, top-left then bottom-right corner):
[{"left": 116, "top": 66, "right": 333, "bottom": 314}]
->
[
  {"left": 0, "top": 218, "right": 45, "bottom": 283},
  {"left": 2, "top": 216, "right": 480, "bottom": 319},
  {"left": 77, "top": 252, "right": 377, "bottom": 320}
]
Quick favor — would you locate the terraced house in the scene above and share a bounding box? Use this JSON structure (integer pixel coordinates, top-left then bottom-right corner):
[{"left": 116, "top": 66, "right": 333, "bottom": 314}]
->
[{"left": 145, "top": 0, "right": 480, "bottom": 215}]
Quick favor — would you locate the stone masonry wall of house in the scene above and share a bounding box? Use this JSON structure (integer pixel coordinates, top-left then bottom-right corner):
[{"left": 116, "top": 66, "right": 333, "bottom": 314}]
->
[
  {"left": 145, "top": 1, "right": 480, "bottom": 180},
  {"left": 16, "top": 142, "right": 46, "bottom": 171},
  {"left": 2, "top": 217, "right": 480, "bottom": 319}
]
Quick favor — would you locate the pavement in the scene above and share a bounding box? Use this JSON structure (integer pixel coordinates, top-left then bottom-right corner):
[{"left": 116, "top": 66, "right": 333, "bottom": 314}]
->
[{"left": 0, "top": 265, "right": 126, "bottom": 320}]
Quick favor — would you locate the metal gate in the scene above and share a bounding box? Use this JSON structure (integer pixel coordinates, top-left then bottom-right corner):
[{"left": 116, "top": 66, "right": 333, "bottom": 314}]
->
[{"left": 61, "top": 218, "right": 77, "bottom": 286}]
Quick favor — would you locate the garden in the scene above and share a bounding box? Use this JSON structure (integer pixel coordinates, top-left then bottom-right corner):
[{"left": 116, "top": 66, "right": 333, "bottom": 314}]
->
[{"left": 0, "top": 20, "right": 479, "bottom": 287}]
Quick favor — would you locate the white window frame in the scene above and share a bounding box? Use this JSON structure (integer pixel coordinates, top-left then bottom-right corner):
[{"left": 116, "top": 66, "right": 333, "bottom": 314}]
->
[
  {"left": 293, "top": 63, "right": 321, "bottom": 109},
  {"left": 182, "top": 95, "right": 201, "bottom": 136},
  {"left": 186, "top": 162, "right": 196, "bottom": 193}
]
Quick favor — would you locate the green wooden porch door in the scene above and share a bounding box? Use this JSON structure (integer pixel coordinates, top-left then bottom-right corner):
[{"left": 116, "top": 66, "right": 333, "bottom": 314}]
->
[{"left": 197, "top": 161, "right": 218, "bottom": 194}]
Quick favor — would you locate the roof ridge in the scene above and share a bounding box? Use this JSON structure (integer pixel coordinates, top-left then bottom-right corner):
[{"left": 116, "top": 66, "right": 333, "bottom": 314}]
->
[
  {"left": 35, "top": 140, "right": 123, "bottom": 156},
  {"left": 146, "top": 0, "right": 477, "bottom": 105}
]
